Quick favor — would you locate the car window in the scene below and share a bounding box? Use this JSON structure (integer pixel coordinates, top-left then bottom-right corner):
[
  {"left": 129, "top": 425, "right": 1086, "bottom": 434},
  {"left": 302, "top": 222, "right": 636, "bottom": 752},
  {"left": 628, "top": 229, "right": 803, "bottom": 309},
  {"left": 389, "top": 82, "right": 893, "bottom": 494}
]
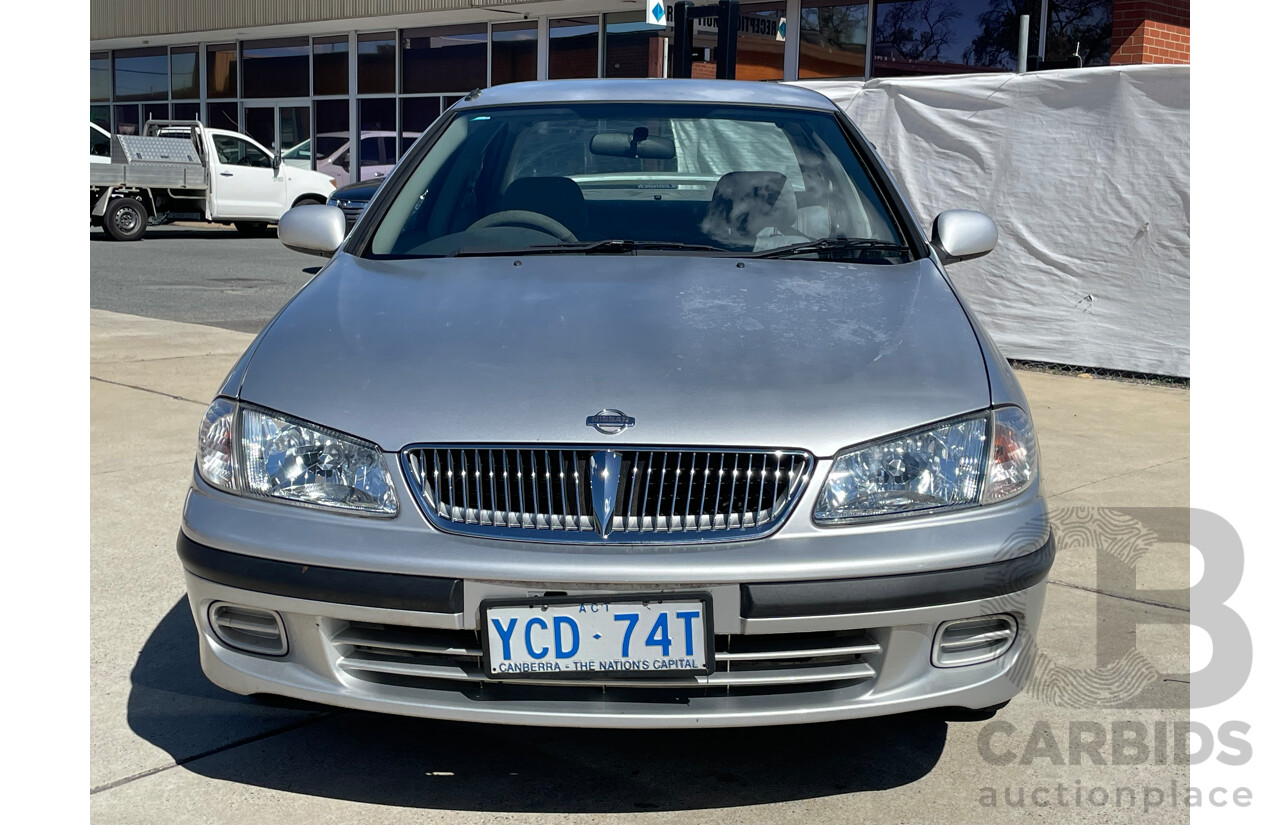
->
[
  {"left": 369, "top": 103, "right": 905, "bottom": 260},
  {"left": 90, "top": 126, "right": 111, "bottom": 157},
  {"left": 361, "top": 136, "right": 395, "bottom": 165},
  {"left": 212, "top": 134, "right": 273, "bottom": 168},
  {"left": 316, "top": 136, "right": 347, "bottom": 158}
]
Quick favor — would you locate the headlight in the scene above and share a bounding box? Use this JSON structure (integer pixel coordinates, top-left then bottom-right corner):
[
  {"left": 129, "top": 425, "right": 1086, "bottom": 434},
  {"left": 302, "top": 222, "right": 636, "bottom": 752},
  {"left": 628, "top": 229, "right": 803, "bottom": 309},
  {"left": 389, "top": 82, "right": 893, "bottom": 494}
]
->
[
  {"left": 814, "top": 407, "right": 1037, "bottom": 523},
  {"left": 194, "top": 399, "right": 398, "bottom": 517}
]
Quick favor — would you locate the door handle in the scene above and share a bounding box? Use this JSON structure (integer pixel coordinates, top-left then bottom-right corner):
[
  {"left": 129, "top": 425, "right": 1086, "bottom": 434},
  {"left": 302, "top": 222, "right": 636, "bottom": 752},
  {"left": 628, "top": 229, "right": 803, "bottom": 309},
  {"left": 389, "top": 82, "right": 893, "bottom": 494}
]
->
[{"left": 220, "top": 171, "right": 234, "bottom": 177}]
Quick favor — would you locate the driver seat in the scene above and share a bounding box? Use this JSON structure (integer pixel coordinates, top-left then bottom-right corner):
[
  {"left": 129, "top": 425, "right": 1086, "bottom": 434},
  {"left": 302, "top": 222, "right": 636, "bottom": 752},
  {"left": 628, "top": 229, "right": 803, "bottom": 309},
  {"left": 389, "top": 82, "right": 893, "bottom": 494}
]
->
[{"left": 501, "top": 177, "right": 588, "bottom": 239}]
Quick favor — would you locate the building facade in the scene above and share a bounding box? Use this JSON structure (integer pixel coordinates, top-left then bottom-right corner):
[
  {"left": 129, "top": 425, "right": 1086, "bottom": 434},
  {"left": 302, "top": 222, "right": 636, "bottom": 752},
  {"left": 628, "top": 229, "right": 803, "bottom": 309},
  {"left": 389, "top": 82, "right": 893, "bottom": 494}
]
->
[{"left": 90, "top": 0, "right": 1189, "bottom": 182}]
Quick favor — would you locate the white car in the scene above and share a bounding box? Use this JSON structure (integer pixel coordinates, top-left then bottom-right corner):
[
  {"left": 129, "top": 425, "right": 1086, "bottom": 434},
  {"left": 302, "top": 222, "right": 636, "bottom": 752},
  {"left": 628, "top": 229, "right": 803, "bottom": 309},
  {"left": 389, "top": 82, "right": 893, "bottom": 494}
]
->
[
  {"left": 282, "top": 131, "right": 418, "bottom": 187},
  {"left": 90, "top": 120, "right": 337, "bottom": 240}
]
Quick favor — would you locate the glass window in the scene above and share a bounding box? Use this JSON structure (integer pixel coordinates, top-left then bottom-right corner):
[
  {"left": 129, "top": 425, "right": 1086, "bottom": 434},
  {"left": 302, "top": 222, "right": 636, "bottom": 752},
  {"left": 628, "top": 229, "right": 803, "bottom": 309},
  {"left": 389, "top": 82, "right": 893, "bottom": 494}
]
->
[
  {"left": 113, "top": 47, "right": 167, "bottom": 101},
  {"left": 313, "top": 35, "right": 349, "bottom": 96},
  {"left": 211, "top": 134, "right": 273, "bottom": 168},
  {"left": 206, "top": 43, "right": 238, "bottom": 98},
  {"left": 369, "top": 103, "right": 905, "bottom": 260},
  {"left": 604, "top": 11, "right": 663, "bottom": 78},
  {"left": 735, "top": 2, "right": 786, "bottom": 80},
  {"left": 308, "top": 99, "right": 351, "bottom": 175},
  {"left": 244, "top": 107, "right": 275, "bottom": 151},
  {"left": 549, "top": 16, "right": 599, "bottom": 79},
  {"left": 359, "top": 97, "right": 397, "bottom": 182},
  {"left": 1043, "top": 0, "right": 1112, "bottom": 67},
  {"left": 141, "top": 101, "right": 170, "bottom": 123},
  {"left": 401, "top": 25, "right": 487, "bottom": 93},
  {"left": 173, "top": 102, "right": 200, "bottom": 121},
  {"left": 492, "top": 21, "right": 538, "bottom": 86},
  {"left": 90, "top": 124, "right": 112, "bottom": 158},
  {"left": 280, "top": 106, "right": 310, "bottom": 153},
  {"left": 90, "top": 105, "right": 111, "bottom": 131},
  {"left": 206, "top": 101, "right": 240, "bottom": 131},
  {"left": 800, "top": 1, "right": 870, "bottom": 79},
  {"left": 401, "top": 97, "right": 441, "bottom": 157},
  {"left": 170, "top": 46, "right": 198, "bottom": 99},
  {"left": 113, "top": 104, "right": 140, "bottom": 135},
  {"left": 91, "top": 52, "right": 110, "bottom": 102},
  {"left": 242, "top": 37, "right": 309, "bottom": 98},
  {"left": 872, "top": 0, "right": 1043, "bottom": 77},
  {"left": 358, "top": 32, "right": 396, "bottom": 94}
]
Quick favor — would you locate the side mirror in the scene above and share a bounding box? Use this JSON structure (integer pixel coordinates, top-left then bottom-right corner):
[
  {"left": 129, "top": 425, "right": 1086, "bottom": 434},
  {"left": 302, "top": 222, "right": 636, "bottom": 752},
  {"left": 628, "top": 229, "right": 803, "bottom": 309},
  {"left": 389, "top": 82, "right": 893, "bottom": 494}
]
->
[
  {"left": 278, "top": 204, "right": 347, "bottom": 257},
  {"left": 932, "top": 209, "right": 998, "bottom": 265}
]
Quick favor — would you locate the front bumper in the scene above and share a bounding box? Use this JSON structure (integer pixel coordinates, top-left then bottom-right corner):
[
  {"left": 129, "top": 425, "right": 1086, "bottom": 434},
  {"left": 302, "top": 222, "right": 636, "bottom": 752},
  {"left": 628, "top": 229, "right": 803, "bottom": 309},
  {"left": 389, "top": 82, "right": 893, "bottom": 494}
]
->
[{"left": 178, "top": 528, "right": 1052, "bottom": 728}]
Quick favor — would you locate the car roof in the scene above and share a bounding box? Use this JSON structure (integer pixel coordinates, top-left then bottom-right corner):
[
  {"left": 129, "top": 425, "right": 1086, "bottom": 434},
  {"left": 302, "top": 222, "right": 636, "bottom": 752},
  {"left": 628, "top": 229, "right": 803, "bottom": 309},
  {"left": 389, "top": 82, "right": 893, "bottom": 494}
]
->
[{"left": 453, "top": 79, "right": 839, "bottom": 112}]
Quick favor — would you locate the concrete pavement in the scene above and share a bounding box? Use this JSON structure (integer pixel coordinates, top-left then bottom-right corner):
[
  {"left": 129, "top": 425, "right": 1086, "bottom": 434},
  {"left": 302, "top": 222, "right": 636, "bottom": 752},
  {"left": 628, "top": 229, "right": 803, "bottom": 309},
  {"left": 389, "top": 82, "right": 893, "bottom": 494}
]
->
[{"left": 90, "top": 308, "right": 1190, "bottom": 823}]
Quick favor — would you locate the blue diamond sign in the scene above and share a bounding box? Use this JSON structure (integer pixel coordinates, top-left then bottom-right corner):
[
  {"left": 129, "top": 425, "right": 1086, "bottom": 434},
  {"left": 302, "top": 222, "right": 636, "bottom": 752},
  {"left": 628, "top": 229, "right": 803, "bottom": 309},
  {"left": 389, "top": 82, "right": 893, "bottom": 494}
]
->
[
  {"left": 776, "top": 18, "right": 787, "bottom": 42},
  {"left": 647, "top": 3, "right": 667, "bottom": 26}
]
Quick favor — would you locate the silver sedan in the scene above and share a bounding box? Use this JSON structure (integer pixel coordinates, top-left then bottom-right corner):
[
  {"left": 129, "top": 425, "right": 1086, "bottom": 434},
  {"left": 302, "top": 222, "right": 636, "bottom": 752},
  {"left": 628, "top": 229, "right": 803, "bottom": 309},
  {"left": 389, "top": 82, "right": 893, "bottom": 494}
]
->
[{"left": 179, "top": 79, "right": 1050, "bottom": 728}]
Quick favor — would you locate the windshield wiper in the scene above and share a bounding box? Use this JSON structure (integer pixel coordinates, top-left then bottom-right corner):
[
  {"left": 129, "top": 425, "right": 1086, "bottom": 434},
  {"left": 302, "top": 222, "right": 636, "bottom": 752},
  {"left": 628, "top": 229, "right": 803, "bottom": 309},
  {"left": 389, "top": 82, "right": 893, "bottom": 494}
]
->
[
  {"left": 449, "top": 239, "right": 724, "bottom": 257},
  {"left": 530, "top": 239, "right": 725, "bottom": 254},
  {"left": 749, "top": 238, "right": 913, "bottom": 260}
]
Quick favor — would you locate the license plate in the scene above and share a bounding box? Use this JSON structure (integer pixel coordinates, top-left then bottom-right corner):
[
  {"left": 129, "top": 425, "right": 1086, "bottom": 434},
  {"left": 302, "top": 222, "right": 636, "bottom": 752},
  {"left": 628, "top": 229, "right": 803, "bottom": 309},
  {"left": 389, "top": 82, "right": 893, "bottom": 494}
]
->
[{"left": 481, "top": 595, "right": 712, "bottom": 679}]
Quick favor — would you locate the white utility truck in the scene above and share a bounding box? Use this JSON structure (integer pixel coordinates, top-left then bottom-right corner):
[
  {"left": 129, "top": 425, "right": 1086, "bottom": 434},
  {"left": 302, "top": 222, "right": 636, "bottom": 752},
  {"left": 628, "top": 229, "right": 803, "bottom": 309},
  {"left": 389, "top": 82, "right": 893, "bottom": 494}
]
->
[{"left": 90, "top": 120, "right": 337, "bottom": 241}]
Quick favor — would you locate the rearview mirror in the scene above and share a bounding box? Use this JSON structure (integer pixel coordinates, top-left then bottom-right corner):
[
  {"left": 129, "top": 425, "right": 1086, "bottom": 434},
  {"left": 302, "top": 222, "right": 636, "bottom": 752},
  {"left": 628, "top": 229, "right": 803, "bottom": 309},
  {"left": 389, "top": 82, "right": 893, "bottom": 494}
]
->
[
  {"left": 278, "top": 204, "right": 347, "bottom": 257},
  {"left": 932, "top": 209, "right": 998, "bottom": 264},
  {"left": 590, "top": 130, "right": 676, "bottom": 160}
]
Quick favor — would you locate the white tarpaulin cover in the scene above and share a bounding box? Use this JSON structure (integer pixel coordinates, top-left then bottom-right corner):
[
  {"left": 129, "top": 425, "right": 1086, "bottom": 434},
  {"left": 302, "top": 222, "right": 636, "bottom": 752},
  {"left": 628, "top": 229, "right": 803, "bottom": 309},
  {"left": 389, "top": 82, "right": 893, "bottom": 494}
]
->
[{"left": 796, "top": 66, "right": 1189, "bottom": 377}]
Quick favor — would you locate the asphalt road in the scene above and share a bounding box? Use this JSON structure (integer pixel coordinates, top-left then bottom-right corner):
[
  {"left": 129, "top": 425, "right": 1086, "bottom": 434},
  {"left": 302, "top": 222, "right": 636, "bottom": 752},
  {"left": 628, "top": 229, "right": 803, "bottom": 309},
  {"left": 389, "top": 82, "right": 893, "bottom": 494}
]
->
[{"left": 89, "top": 224, "right": 320, "bottom": 333}]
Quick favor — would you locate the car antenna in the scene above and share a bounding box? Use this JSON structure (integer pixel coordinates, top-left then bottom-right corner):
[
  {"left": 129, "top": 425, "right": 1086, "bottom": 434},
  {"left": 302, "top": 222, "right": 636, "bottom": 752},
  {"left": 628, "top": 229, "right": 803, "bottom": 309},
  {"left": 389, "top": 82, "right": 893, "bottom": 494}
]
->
[{"left": 464, "top": 88, "right": 483, "bottom": 101}]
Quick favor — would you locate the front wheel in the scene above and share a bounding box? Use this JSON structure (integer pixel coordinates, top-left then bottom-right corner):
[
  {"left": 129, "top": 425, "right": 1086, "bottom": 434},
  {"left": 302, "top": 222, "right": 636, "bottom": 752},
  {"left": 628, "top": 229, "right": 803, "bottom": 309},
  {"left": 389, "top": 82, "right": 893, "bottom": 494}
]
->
[
  {"left": 103, "top": 198, "right": 147, "bottom": 242},
  {"left": 234, "top": 222, "right": 273, "bottom": 237}
]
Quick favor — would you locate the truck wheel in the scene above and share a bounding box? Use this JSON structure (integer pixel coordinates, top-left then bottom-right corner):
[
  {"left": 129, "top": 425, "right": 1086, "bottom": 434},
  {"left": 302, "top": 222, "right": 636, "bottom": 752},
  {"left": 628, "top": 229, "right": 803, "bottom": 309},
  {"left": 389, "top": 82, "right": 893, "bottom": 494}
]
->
[
  {"left": 235, "top": 222, "right": 272, "bottom": 237},
  {"left": 104, "top": 198, "right": 148, "bottom": 242}
]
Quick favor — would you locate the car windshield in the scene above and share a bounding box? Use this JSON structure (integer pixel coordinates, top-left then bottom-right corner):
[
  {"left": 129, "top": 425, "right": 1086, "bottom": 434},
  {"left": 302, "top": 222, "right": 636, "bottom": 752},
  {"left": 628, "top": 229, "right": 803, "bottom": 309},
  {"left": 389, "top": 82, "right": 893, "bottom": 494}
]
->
[
  {"left": 367, "top": 102, "right": 909, "bottom": 261},
  {"left": 282, "top": 139, "right": 311, "bottom": 160}
]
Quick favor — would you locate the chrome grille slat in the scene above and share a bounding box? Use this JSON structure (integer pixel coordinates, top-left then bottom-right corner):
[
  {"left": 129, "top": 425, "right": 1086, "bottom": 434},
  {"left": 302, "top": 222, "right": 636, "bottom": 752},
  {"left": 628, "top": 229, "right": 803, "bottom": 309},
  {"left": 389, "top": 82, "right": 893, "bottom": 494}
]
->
[
  {"left": 333, "top": 622, "right": 878, "bottom": 693},
  {"left": 338, "top": 655, "right": 874, "bottom": 688},
  {"left": 403, "top": 446, "right": 813, "bottom": 544},
  {"left": 718, "top": 642, "right": 882, "bottom": 661}
]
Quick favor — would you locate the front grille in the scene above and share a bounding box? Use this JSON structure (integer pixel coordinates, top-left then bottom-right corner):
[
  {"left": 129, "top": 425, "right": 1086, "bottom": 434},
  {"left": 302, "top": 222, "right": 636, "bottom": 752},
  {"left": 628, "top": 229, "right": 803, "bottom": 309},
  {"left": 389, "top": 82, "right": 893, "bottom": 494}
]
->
[
  {"left": 402, "top": 447, "right": 813, "bottom": 544},
  {"left": 335, "top": 201, "right": 366, "bottom": 228},
  {"left": 332, "top": 621, "right": 878, "bottom": 694}
]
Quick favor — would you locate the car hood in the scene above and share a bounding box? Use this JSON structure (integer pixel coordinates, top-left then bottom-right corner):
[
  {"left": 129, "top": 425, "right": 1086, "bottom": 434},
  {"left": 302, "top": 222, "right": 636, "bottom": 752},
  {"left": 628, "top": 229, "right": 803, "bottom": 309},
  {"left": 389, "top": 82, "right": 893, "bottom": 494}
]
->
[{"left": 236, "top": 254, "right": 989, "bottom": 457}]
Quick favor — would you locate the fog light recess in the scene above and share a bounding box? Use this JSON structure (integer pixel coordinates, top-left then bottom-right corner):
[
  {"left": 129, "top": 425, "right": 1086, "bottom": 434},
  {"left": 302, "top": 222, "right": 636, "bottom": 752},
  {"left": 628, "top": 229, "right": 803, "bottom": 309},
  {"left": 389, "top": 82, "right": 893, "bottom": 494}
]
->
[
  {"left": 208, "top": 602, "right": 288, "bottom": 656},
  {"left": 931, "top": 614, "right": 1016, "bottom": 667}
]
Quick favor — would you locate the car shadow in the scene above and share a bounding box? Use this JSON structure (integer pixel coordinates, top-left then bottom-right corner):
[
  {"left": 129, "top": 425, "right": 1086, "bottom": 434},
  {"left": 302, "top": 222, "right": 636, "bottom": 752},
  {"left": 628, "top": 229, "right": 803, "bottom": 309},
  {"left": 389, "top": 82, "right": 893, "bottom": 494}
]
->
[
  {"left": 89, "top": 227, "right": 268, "bottom": 242},
  {"left": 128, "top": 599, "right": 949, "bottom": 812}
]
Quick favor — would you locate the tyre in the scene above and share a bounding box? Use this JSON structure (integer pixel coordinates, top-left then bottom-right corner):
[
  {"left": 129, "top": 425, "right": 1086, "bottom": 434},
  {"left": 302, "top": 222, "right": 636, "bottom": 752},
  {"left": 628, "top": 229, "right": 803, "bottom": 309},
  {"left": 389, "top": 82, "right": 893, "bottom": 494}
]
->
[
  {"left": 103, "top": 198, "right": 147, "bottom": 242},
  {"left": 234, "top": 222, "right": 273, "bottom": 237}
]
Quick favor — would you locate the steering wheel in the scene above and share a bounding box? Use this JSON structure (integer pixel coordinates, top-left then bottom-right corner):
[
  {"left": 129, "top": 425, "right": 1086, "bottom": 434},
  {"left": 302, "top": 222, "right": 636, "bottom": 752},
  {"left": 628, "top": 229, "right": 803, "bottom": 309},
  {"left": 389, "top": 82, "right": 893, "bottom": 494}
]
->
[{"left": 466, "top": 210, "right": 578, "bottom": 243}]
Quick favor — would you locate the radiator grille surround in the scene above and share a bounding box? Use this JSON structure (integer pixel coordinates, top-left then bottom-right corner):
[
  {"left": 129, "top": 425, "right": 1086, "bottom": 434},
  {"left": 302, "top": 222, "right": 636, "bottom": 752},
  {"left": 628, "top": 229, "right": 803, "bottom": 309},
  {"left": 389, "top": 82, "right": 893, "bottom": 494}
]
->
[{"left": 402, "top": 446, "right": 813, "bottom": 544}]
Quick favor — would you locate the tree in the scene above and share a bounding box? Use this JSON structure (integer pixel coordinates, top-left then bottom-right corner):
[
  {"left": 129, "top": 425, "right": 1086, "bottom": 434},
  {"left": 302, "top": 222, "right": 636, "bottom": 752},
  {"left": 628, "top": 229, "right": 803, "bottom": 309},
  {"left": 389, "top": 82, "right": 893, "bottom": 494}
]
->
[
  {"left": 965, "top": 0, "right": 1112, "bottom": 69},
  {"left": 877, "top": 0, "right": 963, "bottom": 63},
  {"left": 964, "top": 0, "right": 1044, "bottom": 69}
]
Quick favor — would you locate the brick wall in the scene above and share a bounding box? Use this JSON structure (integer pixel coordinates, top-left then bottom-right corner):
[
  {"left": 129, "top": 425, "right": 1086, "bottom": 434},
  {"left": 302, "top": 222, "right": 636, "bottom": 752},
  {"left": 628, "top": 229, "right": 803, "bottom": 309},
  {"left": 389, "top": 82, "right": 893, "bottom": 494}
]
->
[{"left": 1112, "top": 0, "right": 1190, "bottom": 64}]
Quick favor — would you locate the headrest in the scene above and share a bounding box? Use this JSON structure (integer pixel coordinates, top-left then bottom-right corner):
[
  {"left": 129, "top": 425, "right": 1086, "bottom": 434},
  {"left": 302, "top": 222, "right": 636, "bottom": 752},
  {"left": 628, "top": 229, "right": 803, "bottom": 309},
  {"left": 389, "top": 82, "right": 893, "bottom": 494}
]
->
[
  {"left": 501, "top": 176, "right": 587, "bottom": 234},
  {"left": 700, "top": 171, "right": 799, "bottom": 245}
]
